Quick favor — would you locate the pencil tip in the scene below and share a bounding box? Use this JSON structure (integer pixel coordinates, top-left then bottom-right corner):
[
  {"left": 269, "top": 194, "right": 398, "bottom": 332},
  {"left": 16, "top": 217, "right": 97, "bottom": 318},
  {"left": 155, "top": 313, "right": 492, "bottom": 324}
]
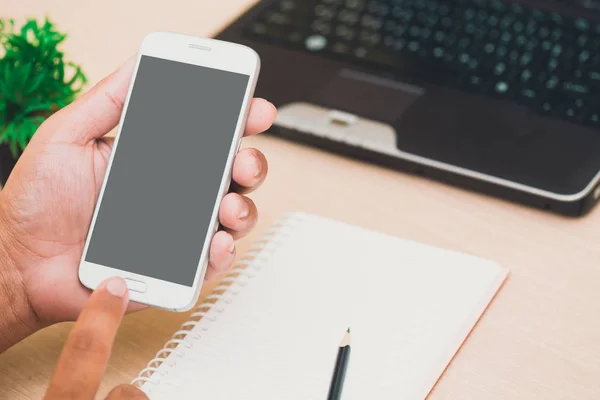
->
[{"left": 341, "top": 328, "right": 352, "bottom": 347}]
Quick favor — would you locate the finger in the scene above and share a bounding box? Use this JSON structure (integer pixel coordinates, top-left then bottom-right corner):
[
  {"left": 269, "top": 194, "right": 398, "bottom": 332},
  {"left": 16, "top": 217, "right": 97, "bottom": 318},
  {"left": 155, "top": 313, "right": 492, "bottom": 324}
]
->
[
  {"left": 244, "top": 98, "right": 277, "bottom": 137},
  {"left": 205, "top": 230, "right": 236, "bottom": 281},
  {"left": 218, "top": 193, "right": 258, "bottom": 240},
  {"left": 45, "top": 277, "right": 129, "bottom": 400},
  {"left": 231, "top": 148, "right": 268, "bottom": 194},
  {"left": 37, "top": 56, "right": 136, "bottom": 146},
  {"left": 105, "top": 384, "right": 149, "bottom": 400}
]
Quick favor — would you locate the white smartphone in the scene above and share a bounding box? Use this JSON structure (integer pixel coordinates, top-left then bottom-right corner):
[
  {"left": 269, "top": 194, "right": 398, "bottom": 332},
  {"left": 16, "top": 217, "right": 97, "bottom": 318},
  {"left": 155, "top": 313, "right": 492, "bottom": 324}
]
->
[{"left": 78, "top": 32, "right": 260, "bottom": 311}]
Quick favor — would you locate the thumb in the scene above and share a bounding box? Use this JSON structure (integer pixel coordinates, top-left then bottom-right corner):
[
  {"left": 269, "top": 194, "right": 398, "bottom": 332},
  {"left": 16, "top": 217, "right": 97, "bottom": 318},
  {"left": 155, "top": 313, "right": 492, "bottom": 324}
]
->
[{"left": 36, "top": 55, "right": 137, "bottom": 146}]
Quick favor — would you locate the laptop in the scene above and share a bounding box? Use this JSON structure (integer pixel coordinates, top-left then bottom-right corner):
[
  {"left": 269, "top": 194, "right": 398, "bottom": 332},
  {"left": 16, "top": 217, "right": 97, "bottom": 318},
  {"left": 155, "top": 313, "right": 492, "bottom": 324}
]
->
[{"left": 217, "top": 0, "right": 600, "bottom": 216}]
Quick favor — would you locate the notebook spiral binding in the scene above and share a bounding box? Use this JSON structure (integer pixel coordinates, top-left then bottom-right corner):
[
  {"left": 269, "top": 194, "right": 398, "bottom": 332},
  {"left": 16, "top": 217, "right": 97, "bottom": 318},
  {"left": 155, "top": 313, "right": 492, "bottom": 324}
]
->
[{"left": 130, "top": 213, "right": 304, "bottom": 393}]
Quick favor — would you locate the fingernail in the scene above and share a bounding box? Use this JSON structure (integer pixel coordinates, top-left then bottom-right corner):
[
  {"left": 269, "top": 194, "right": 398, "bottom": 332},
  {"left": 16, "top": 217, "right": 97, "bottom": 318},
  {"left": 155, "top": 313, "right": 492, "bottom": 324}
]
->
[
  {"left": 228, "top": 241, "right": 236, "bottom": 254},
  {"left": 105, "top": 277, "right": 128, "bottom": 298},
  {"left": 251, "top": 153, "right": 261, "bottom": 179},
  {"left": 239, "top": 207, "right": 249, "bottom": 220}
]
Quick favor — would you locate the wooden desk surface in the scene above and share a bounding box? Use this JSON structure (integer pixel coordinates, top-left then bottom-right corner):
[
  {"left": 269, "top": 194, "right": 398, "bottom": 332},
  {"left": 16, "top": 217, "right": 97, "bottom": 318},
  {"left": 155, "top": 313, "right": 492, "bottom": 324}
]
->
[{"left": 1, "top": 1, "right": 600, "bottom": 399}]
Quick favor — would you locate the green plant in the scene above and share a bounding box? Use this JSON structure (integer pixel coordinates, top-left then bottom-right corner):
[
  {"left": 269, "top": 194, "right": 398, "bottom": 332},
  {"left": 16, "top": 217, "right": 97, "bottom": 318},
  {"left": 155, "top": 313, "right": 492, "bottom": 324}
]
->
[{"left": 0, "top": 18, "right": 86, "bottom": 157}]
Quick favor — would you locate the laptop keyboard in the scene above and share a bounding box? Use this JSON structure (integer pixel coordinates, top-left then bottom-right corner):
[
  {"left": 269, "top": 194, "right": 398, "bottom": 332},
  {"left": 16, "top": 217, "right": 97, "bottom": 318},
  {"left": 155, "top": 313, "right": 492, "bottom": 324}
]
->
[{"left": 246, "top": 0, "right": 600, "bottom": 128}]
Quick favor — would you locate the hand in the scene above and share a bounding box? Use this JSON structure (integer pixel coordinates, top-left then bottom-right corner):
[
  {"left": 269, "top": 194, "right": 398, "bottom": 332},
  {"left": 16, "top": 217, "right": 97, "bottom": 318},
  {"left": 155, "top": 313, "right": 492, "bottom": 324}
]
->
[
  {"left": 45, "top": 277, "right": 149, "bottom": 400},
  {"left": 0, "top": 56, "right": 276, "bottom": 346}
]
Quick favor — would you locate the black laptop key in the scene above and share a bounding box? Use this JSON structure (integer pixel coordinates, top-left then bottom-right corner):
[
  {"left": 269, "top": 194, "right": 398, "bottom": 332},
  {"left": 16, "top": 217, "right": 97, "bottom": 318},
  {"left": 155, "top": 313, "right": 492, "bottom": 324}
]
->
[
  {"left": 588, "top": 112, "right": 600, "bottom": 127},
  {"left": 246, "top": 0, "right": 600, "bottom": 129},
  {"left": 564, "top": 97, "right": 587, "bottom": 120},
  {"left": 589, "top": 71, "right": 600, "bottom": 88}
]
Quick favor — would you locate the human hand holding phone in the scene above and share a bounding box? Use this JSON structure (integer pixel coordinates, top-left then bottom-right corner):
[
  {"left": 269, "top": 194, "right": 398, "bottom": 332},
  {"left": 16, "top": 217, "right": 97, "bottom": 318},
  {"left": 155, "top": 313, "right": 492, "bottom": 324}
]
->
[
  {"left": 0, "top": 53, "right": 276, "bottom": 350},
  {"left": 78, "top": 35, "right": 265, "bottom": 311},
  {"left": 44, "top": 277, "right": 147, "bottom": 400}
]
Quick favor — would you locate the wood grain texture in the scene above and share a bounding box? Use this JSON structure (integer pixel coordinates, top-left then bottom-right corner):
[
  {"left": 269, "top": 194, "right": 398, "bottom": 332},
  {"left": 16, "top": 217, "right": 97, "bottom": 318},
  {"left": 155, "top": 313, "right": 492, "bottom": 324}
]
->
[{"left": 1, "top": 1, "right": 599, "bottom": 399}]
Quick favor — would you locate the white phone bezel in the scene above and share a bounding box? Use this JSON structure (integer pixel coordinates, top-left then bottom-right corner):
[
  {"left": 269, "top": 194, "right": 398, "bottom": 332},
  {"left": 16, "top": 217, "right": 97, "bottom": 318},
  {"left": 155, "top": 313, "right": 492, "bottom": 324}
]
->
[{"left": 78, "top": 32, "right": 260, "bottom": 311}]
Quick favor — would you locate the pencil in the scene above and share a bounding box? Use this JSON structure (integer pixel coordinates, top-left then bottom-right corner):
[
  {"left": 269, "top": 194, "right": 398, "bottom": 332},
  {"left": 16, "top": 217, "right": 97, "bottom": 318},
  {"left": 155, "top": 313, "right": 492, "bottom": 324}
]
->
[{"left": 327, "top": 328, "right": 351, "bottom": 400}]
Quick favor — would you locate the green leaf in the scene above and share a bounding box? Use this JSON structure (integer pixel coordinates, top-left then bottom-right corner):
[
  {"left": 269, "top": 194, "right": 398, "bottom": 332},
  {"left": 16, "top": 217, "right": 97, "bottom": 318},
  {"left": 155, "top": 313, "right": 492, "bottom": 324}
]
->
[
  {"left": 0, "top": 125, "right": 10, "bottom": 143},
  {"left": 23, "top": 102, "right": 52, "bottom": 115},
  {"left": 23, "top": 71, "right": 46, "bottom": 95},
  {"left": 0, "top": 17, "right": 87, "bottom": 152},
  {"left": 18, "top": 127, "right": 30, "bottom": 150}
]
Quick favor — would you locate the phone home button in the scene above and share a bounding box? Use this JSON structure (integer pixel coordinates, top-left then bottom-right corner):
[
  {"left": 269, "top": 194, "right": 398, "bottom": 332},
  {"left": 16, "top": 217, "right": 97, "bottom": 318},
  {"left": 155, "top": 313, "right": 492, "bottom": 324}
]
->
[{"left": 124, "top": 278, "right": 148, "bottom": 293}]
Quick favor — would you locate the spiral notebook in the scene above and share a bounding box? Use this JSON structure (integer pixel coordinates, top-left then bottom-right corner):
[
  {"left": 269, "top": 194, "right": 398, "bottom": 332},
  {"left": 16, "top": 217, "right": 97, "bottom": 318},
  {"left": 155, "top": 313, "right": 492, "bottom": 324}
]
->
[{"left": 132, "top": 212, "right": 508, "bottom": 399}]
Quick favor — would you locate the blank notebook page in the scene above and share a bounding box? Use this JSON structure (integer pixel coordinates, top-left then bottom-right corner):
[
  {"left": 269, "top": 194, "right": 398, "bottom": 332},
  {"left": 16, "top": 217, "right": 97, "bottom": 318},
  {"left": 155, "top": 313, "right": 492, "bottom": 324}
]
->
[{"left": 137, "top": 212, "right": 508, "bottom": 399}]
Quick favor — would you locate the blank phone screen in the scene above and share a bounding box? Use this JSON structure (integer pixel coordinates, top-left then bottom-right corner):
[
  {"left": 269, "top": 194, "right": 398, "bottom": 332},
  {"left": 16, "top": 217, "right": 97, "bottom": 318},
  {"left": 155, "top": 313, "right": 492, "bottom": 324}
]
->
[{"left": 85, "top": 55, "right": 249, "bottom": 286}]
